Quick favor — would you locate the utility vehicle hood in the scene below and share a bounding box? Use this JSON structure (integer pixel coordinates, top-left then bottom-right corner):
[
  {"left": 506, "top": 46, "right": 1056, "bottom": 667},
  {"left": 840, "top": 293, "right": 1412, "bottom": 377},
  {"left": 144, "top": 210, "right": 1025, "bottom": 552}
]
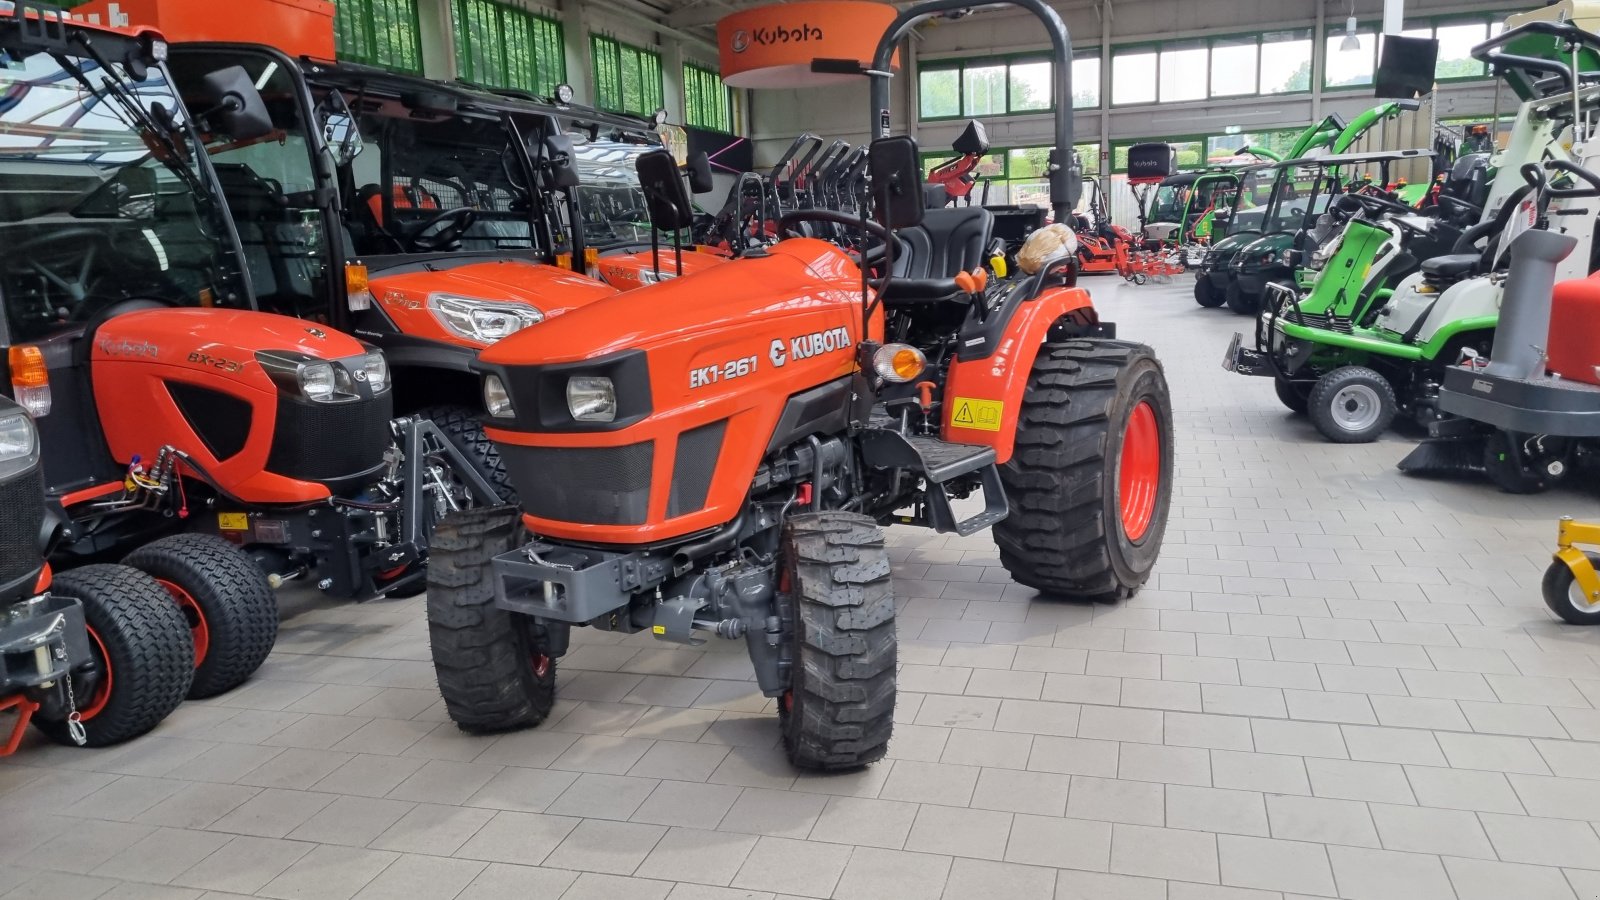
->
[
  {"left": 371, "top": 259, "right": 618, "bottom": 320},
  {"left": 479, "top": 238, "right": 865, "bottom": 367}
]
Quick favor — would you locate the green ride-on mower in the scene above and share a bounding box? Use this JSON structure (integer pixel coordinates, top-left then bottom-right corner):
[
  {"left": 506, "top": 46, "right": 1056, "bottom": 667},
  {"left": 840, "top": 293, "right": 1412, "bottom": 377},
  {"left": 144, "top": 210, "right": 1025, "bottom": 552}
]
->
[
  {"left": 1221, "top": 162, "right": 1522, "bottom": 443},
  {"left": 423, "top": 0, "right": 1175, "bottom": 771}
]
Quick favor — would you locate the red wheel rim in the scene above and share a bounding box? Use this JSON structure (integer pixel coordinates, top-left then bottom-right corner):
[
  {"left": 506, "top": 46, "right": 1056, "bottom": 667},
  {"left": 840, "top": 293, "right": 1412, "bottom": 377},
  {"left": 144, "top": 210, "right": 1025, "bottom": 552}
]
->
[
  {"left": 77, "top": 625, "right": 112, "bottom": 722},
  {"left": 156, "top": 578, "right": 210, "bottom": 667},
  {"left": 1117, "top": 400, "right": 1161, "bottom": 542},
  {"left": 531, "top": 654, "right": 551, "bottom": 679}
]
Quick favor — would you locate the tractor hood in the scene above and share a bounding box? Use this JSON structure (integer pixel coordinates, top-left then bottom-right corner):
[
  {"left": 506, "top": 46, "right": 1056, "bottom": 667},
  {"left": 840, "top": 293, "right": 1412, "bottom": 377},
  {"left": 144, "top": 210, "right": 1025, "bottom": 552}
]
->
[
  {"left": 1207, "top": 230, "right": 1262, "bottom": 261},
  {"left": 1232, "top": 233, "right": 1294, "bottom": 271},
  {"left": 479, "top": 238, "right": 865, "bottom": 368},
  {"left": 369, "top": 259, "right": 620, "bottom": 348}
]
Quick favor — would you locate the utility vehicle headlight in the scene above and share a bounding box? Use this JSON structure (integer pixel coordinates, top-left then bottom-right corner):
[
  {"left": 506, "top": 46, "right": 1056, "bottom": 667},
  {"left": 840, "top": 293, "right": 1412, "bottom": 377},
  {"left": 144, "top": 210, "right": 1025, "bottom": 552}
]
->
[
  {"left": 1279, "top": 249, "right": 1295, "bottom": 266},
  {"left": 428, "top": 295, "right": 543, "bottom": 345},
  {"left": 359, "top": 351, "right": 388, "bottom": 394},
  {"left": 873, "top": 344, "right": 927, "bottom": 383},
  {"left": 0, "top": 413, "right": 37, "bottom": 463},
  {"left": 484, "top": 375, "right": 514, "bottom": 418},
  {"left": 567, "top": 376, "right": 616, "bottom": 422}
]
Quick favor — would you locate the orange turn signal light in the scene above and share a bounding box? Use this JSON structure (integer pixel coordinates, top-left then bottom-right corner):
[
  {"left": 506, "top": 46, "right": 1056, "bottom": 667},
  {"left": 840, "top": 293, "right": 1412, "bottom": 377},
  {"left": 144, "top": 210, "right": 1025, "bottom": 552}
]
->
[
  {"left": 9, "top": 345, "right": 47, "bottom": 388},
  {"left": 872, "top": 343, "right": 928, "bottom": 383},
  {"left": 345, "top": 263, "right": 370, "bottom": 295}
]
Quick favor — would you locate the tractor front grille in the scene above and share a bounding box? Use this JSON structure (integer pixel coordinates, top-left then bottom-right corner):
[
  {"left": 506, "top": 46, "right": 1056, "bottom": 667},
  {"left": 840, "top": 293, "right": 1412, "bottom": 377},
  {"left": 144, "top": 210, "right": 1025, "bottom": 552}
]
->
[
  {"left": 266, "top": 393, "right": 393, "bottom": 485},
  {"left": 0, "top": 467, "right": 47, "bottom": 588},
  {"left": 503, "top": 441, "right": 655, "bottom": 526},
  {"left": 667, "top": 421, "right": 726, "bottom": 518},
  {"left": 1283, "top": 311, "right": 1354, "bottom": 335}
]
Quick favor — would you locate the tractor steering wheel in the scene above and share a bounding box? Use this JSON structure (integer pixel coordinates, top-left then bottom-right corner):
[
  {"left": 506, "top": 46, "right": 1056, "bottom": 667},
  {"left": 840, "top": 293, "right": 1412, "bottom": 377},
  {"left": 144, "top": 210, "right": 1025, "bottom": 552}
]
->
[
  {"left": 1347, "top": 192, "right": 1416, "bottom": 220},
  {"left": 777, "top": 209, "right": 891, "bottom": 246},
  {"left": 13, "top": 227, "right": 118, "bottom": 304},
  {"left": 406, "top": 207, "right": 479, "bottom": 252}
]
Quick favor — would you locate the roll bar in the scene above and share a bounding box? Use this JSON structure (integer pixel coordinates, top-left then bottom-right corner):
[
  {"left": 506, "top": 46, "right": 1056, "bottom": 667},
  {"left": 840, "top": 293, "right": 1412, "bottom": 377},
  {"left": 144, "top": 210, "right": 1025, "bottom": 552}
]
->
[{"left": 865, "top": 0, "right": 1078, "bottom": 219}]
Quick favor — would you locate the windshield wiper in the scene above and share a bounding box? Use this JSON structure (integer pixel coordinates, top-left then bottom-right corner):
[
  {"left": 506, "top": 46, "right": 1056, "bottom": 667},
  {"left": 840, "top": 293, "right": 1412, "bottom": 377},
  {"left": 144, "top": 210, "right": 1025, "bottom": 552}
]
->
[{"left": 51, "top": 46, "right": 206, "bottom": 200}]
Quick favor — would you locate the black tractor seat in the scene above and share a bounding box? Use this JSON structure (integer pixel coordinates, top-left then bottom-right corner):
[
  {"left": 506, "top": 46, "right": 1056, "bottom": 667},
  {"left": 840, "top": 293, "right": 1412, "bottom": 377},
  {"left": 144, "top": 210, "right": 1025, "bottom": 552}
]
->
[
  {"left": 1420, "top": 253, "right": 1479, "bottom": 280},
  {"left": 882, "top": 206, "right": 994, "bottom": 304}
]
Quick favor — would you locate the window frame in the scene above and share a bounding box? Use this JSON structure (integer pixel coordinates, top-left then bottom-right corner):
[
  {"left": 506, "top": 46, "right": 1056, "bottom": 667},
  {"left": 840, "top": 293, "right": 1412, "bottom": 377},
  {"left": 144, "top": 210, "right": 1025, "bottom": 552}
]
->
[
  {"left": 1109, "top": 29, "right": 1315, "bottom": 109},
  {"left": 333, "top": 0, "right": 425, "bottom": 73},
  {"left": 683, "top": 61, "right": 733, "bottom": 133},
  {"left": 1400, "top": 13, "right": 1495, "bottom": 83},
  {"left": 915, "top": 49, "right": 1099, "bottom": 122},
  {"left": 1321, "top": 19, "right": 1380, "bottom": 91},
  {"left": 452, "top": 0, "right": 566, "bottom": 95},
  {"left": 590, "top": 34, "right": 665, "bottom": 116}
]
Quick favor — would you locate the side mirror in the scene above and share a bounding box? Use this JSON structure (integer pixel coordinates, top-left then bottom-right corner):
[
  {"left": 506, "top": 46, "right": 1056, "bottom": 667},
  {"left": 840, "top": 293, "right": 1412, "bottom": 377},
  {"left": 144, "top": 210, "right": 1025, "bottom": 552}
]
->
[
  {"left": 686, "top": 151, "right": 714, "bottom": 194},
  {"left": 542, "top": 133, "right": 580, "bottom": 190},
  {"left": 637, "top": 149, "right": 694, "bottom": 232},
  {"left": 320, "top": 91, "right": 364, "bottom": 167},
  {"left": 198, "top": 66, "right": 273, "bottom": 142},
  {"left": 867, "top": 135, "right": 924, "bottom": 229}
]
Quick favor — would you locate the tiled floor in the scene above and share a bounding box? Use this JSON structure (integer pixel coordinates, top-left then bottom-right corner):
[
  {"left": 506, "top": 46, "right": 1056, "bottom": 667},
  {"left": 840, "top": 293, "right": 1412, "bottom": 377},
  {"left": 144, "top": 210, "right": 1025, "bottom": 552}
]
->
[{"left": 5, "top": 278, "right": 1600, "bottom": 900}]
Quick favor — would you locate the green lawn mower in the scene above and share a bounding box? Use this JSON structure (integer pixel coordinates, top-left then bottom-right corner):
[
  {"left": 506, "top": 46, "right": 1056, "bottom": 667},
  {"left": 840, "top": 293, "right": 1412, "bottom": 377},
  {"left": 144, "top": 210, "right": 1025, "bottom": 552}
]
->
[{"left": 1224, "top": 172, "right": 1537, "bottom": 443}]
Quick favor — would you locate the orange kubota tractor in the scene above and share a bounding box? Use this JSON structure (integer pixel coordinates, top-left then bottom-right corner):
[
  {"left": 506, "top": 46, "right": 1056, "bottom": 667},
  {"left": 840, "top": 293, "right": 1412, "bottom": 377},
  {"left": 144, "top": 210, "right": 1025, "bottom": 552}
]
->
[
  {"left": 73, "top": 0, "right": 718, "bottom": 498},
  {"left": 1, "top": 3, "right": 499, "bottom": 699},
  {"left": 424, "top": 0, "right": 1174, "bottom": 770}
]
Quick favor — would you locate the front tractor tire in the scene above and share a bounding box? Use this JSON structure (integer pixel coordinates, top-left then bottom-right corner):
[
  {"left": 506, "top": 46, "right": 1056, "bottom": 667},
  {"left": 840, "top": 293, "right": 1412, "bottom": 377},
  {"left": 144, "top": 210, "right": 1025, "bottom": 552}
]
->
[
  {"left": 35, "top": 565, "right": 193, "bottom": 748},
  {"left": 427, "top": 507, "right": 557, "bottom": 733},
  {"left": 419, "top": 405, "right": 519, "bottom": 507},
  {"left": 778, "top": 511, "right": 896, "bottom": 771},
  {"left": 995, "top": 340, "right": 1174, "bottom": 601},
  {"left": 1307, "top": 366, "right": 1396, "bottom": 444},
  {"left": 1225, "top": 281, "right": 1257, "bottom": 315},
  {"left": 124, "top": 534, "right": 278, "bottom": 699}
]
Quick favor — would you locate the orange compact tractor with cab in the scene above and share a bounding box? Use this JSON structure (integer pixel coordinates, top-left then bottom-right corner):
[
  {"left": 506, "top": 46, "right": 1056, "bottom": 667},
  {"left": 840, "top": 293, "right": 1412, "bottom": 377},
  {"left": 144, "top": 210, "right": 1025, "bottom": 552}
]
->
[
  {"left": 424, "top": 0, "right": 1174, "bottom": 770},
  {"left": 1, "top": 3, "right": 499, "bottom": 697},
  {"left": 0, "top": 395, "right": 192, "bottom": 754}
]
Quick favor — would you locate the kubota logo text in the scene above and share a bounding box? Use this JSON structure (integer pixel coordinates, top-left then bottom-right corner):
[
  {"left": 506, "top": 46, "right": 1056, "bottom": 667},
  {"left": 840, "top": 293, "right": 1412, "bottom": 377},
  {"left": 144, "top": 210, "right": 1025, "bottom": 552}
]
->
[
  {"left": 776, "top": 327, "right": 852, "bottom": 366},
  {"left": 730, "top": 24, "right": 823, "bottom": 53}
]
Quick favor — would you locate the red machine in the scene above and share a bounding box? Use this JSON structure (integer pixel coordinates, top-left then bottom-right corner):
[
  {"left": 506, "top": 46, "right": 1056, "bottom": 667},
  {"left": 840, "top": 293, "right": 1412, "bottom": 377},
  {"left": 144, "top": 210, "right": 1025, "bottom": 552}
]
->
[{"left": 927, "top": 120, "right": 990, "bottom": 206}]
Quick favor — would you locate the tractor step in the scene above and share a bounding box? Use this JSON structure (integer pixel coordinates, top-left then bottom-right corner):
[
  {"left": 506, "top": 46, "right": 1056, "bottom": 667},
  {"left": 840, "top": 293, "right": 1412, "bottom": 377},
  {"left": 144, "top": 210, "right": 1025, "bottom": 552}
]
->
[{"left": 861, "top": 428, "right": 1009, "bottom": 536}]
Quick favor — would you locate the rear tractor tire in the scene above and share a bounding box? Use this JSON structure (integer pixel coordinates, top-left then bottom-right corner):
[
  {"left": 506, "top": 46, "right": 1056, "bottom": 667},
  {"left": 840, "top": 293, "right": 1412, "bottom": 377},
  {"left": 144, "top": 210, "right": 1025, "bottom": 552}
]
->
[
  {"left": 1307, "top": 366, "right": 1397, "bottom": 444},
  {"left": 427, "top": 507, "right": 558, "bottom": 733},
  {"left": 778, "top": 511, "right": 896, "bottom": 771},
  {"left": 1194, "top": 277, "right": 1225, "bottom": 308},
  {"left": 34, "top": 564, "right": 193, "bottom": 748},
  {"left": 124, "top": 534, "right": 278, "bottom": 698},
  {"left": 995, "top": 340, "right": 1175, "bottom": 601}
]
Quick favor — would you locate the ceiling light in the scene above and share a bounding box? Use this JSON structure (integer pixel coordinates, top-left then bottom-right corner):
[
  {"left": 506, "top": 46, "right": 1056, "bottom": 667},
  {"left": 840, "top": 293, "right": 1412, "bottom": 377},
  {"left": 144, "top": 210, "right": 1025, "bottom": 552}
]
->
[{"left": 1340, "top": 16, "right": 1361, "bottom": 51}]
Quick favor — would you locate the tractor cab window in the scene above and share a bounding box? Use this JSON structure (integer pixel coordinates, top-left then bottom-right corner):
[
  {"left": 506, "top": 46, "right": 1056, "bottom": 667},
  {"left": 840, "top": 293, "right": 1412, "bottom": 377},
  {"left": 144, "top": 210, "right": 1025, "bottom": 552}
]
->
[
  {"left": 1261, "top": 167, "right": 1335, "bottom": 233},
  {"left": 343, "top": 104, "right": 537, "bottom": 257},
  {"left": 168, "top": 50, "right": 329, "bottom": 321},
  {"left": 0, "top": 50, "right": 244, "bottom": 344},
  {"left": 1148, "top": 181, "right": 1190, "bottom": 223}
]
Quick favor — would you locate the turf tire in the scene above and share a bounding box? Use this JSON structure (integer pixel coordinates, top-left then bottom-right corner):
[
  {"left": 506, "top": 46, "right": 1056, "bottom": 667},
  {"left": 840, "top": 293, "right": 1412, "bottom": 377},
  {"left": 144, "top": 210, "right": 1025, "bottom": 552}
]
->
[
  {"left": 35, "top": 564, "right": 193, "bottom": 747},
  {"left": 124, "top": 534, "right": 278, "bottom": 698},
  {"left": 777, "top": 511, "right": 896, "bottom": 771},
  {"left": 1307, "top": 366, "right": 1397, "bottom": 444},
  {"left": 427, "top": 506, "right": 557, "bottom": 733},
  {"left": 994, "top": 340, "right": 1175, "bottom": 601},
  {"left": 1225, "top": 280, "right": 1257, "bottom": 315},
  {"left": 1274, "top": 377, "right": 1310, "bottom": 414}
]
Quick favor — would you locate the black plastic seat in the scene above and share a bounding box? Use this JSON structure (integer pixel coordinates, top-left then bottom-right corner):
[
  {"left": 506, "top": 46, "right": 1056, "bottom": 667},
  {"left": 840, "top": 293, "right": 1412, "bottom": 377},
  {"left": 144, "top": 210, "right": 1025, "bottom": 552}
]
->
[
  {"left": 1421, "top": 253, "right": 1479, "bottom": 279},
  {"left": 882, "top": 207, "right": 994, "bottom": 304}
]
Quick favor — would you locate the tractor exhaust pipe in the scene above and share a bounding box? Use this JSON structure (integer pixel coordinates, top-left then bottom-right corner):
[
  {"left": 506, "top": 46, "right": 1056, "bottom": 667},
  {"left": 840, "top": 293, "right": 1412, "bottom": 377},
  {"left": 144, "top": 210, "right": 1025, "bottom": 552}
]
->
[{"left": 673, "top": 509, "right": 747, "bottom": 572}]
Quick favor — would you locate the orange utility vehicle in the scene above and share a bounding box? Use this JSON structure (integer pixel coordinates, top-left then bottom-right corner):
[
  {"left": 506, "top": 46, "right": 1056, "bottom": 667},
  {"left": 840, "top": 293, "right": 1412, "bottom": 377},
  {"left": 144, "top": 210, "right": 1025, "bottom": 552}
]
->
[
  {"left": 424, "top": 0, "right": 1174, "bottom": 770},
  {"left": 1, "top": 2, "right": 498, "bottom": 697}
]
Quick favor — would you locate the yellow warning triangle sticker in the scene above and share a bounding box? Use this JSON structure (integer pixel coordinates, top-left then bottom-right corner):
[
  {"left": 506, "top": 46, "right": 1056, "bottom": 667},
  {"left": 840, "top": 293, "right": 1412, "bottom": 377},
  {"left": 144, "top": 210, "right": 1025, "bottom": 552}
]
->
[{"left": 954, "top": 403, "right": 975, "bottom": 425}]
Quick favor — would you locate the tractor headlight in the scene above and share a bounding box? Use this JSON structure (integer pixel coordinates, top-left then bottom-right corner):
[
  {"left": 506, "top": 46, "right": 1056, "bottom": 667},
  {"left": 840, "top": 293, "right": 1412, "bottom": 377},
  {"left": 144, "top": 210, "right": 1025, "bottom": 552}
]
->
[
  {"left": 0, "top": 412, "right": 37, "bottom": 464},
  {"left": 567, "top": 376, "right": 616, "bottom": 422},
  {"left": 484, "top": 375, "right": 514, "bottom": 418},
  {"left": 256, "top": 351, "right": 363, "bottom": 403},
  {"left": 873, "top": 343, "right": 927, "bottom": 383},
  {"left": 299, "top": 362, "right": 336, "bottom": 401},
  {"left": 428, "top": 295, "right": 544, "bottom": 345},
  {"left": 359, "top": 351, "right": 388, "bottom": 394}
]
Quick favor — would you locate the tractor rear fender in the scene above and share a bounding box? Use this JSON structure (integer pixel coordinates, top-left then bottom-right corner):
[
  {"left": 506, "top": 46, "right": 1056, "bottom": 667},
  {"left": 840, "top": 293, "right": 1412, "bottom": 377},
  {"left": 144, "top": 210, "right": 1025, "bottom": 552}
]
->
[{"left": 942, "top": 284, "right": 1097, "bottom": 463}]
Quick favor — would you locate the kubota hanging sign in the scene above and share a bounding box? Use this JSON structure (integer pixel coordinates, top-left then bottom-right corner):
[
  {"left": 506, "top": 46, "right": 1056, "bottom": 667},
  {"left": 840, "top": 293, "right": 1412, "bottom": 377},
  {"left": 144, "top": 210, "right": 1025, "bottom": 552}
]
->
[{"left": 718, "top": 0, "right": 899, "bottom": 89}]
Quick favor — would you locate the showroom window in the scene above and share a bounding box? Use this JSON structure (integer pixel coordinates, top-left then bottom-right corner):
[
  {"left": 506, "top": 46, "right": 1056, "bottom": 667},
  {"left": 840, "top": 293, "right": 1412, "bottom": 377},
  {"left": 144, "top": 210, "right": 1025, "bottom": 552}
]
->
[
  {"left": 1112, "top": 30, "right": 1313, "bottom": 107},
  {"left": 453, "top": 0, "right": 565, "bottom": 95},
  {"left": 1324, "top": 24, "right": 1378, "bottom": 89},
  {"left": 684, "top": 63, "right": 733, "bottom": 132},
  {"left": 1402, "top": 15, "right": 1498, "bottom": 81},
  {"left": 1205, "top": 129, "right": 1304, "bottom": 161},
  {"left": 917, "top": 53, "right": 1098, "bottom": 120},
  {"left": 333, "top": 0, "right": 423, "bottom": 72},
  {"left": 592, "top": 36, "right": 664, "bottom": 116}
]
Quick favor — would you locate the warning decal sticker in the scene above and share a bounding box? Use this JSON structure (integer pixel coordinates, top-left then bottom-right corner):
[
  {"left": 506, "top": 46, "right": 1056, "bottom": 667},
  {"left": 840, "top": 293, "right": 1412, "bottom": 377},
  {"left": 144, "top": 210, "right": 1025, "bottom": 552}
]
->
[{"left": 951, "top": 397, "right": 1004, "bottom": 432}]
